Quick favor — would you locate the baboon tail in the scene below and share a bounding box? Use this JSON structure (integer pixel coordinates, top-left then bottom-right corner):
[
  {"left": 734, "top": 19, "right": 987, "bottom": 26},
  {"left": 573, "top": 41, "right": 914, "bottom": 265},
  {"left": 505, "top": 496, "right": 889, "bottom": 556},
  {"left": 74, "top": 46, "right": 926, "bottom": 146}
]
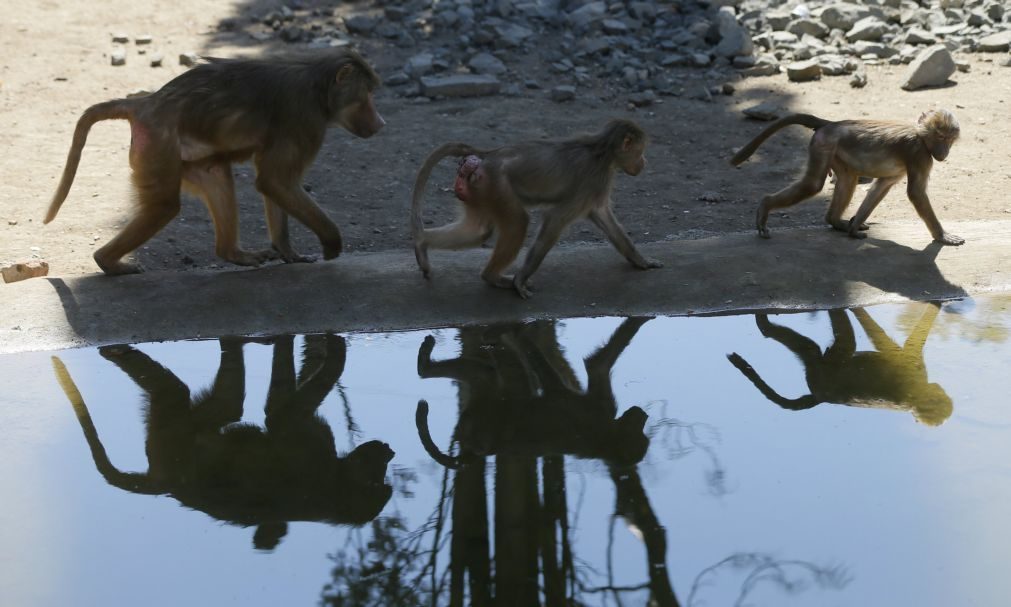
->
[
  {"left": 44, "top": 99, "right": 135, "bottom": 224},
  {"left": 409, "top": 142, "right": 482, "bottom": 243},
  {"left": 415, "top": 400, "right": 462, "bottom": 469},
  {"left": 51, "top": 356, "right": 160, "bottom": 494},
  {"left": 730, "top": 113, "right": 831, "bottom": 166}
]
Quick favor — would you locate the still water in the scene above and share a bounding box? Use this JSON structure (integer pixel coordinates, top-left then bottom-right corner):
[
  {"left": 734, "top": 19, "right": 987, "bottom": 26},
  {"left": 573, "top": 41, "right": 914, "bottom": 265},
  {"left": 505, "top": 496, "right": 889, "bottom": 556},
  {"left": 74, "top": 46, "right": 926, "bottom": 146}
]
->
[{"left": 1, "top": 297, "right": 1010, "bottom": 607}]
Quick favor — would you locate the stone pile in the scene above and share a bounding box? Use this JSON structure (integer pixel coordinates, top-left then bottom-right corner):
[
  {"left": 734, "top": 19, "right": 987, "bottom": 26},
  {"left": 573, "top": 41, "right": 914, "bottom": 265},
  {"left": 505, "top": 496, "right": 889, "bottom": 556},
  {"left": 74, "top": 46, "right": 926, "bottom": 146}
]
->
[{"left": 228, "top": 0, "right": 1011, "bottom": 100}]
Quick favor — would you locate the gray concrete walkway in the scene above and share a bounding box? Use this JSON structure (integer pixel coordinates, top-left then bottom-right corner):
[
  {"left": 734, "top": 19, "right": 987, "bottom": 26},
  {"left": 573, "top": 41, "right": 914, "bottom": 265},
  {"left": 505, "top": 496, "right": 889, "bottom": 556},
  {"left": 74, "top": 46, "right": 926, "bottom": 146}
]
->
[{"left": 2, "top": 220, "right": 1009, "bottom": 353}]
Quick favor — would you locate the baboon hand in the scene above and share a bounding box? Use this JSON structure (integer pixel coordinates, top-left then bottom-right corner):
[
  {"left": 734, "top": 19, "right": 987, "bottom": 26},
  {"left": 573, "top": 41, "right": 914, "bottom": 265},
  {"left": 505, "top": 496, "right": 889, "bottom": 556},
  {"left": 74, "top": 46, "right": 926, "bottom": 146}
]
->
[{"left": 635, "top": 257, "right": 663, "bottom": 270}]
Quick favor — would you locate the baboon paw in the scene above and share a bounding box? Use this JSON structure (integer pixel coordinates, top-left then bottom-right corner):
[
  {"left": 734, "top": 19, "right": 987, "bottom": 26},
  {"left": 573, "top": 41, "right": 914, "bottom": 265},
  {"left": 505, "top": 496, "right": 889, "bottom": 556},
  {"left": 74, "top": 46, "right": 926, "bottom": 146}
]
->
[
  {"left": 937, "top": 233, "right": 965, "bottom": 246},
  {"left": 857, "top": 222, "right": 870, "bottom": 231},
  {"left": 638, "top": 258, "right": 663, "bottom": 269},
  {"left": 848, "top": 230, "right": 868, "bottom": 240},
  {"left": 222, "top": 249, "right": 274, "bottom": 267},
  {"left": 98, "top": 260, "right": 144, "bottom": 276},
  {"left": 281, "top": 251, "right": 317, "bottom": 263},
  {"left": 514, "top": 283, "right": 533, "bottom": 299},
  {"left": 322, "top": 244, "right": 342, "bottom": 260},
  {"left": 757, "top": 228, "right": 772, "bottom": 239}
]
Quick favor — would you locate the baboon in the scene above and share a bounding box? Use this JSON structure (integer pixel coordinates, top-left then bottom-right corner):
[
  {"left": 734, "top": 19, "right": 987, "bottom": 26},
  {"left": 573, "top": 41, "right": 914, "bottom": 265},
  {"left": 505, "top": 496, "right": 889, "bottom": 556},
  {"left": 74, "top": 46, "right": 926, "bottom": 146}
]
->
[
  {"left": 45, "top": 49, "right": 385, "bottom": 275},
  {"left": 411, "top": 120, "right": 662, "bottom": 298},
  {"left": 51, "top": 335, "right": 394, "bottom": 550},
  {"left": 731, "top": 109, "right": 963, "bottom": 245},
  {"left": 727, "top": 304, "right": 952, "bottom": 425}
]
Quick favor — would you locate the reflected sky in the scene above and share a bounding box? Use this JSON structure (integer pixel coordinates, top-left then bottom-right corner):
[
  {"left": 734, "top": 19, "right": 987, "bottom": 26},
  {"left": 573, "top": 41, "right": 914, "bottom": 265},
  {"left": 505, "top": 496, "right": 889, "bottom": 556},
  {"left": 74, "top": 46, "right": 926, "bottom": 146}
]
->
[{"left": 1, "top": 297, "right": 1010, "bottom": 606}]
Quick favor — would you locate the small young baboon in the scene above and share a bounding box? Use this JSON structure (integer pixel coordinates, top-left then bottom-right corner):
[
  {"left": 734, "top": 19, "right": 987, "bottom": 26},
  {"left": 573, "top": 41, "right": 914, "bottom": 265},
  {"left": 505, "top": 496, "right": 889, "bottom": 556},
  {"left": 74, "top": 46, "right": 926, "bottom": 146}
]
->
[
  {"left": 731, "top": 109, "right": 963, "bottom": 245},
  {"left": 45, "top": 49, "right": 385, "bottom": 275},
  {"left": 410, "top": 119, "right": 662, "bottom": 298}
]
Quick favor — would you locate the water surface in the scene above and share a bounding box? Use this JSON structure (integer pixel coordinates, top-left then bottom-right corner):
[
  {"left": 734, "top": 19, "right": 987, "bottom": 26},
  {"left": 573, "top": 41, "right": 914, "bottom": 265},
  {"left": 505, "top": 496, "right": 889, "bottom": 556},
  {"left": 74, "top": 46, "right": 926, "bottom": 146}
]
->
[{"left": 2, "top": 297, "right": 1010, "bottom": 606}]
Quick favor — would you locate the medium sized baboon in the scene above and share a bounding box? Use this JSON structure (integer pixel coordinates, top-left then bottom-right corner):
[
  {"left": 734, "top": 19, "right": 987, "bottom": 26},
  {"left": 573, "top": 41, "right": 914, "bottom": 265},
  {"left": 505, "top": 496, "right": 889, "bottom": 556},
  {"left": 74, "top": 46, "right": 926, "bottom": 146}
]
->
[
  {"left": 411, "top": 120, "right": 662, "bottom": 298},
  {"left": 45, "top": 49, "right": 385, "bottom": 275},
  {"left": 731, "top": 109, "right": 963, "bottom": 245}
]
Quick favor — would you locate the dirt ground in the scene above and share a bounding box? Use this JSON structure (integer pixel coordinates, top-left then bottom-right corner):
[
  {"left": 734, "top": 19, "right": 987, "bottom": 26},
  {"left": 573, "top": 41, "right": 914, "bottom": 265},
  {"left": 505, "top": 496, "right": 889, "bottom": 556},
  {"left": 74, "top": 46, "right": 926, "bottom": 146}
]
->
[{"left": 2, "top": 0, "right": 1010, "bottom": 278}]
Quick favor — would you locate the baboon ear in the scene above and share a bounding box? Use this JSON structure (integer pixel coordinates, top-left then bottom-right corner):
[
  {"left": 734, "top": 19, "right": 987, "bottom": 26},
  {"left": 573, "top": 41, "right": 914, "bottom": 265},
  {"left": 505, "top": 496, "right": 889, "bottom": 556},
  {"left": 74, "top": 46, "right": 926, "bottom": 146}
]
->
[
  {"left": 621, "top": 135, "right": 633, "bottom": 152},
  {"left": 918, "top": 111, "right": 929, "bottom": 124},
  {"left": 335, "top": 64, "right": 356, "bottom": 84}
]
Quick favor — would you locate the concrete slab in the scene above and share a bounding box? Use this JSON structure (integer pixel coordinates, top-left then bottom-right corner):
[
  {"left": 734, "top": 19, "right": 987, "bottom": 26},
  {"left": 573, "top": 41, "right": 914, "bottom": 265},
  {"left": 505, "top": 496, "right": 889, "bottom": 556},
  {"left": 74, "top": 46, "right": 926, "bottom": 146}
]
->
[{"left": 1, "top": 220, "right": 1009, "bottom": 353}]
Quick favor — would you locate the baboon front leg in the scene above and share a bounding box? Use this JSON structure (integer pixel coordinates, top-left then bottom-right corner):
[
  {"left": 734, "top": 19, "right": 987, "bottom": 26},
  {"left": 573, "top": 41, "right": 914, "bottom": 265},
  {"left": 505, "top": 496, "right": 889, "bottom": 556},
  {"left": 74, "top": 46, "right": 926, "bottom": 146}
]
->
[
  {"left": 824, "top": 162, "right": 860, "bottom": 233},
  {"left": 848, "top": 176, "right": 901, "bottom": 239},
  {"left": 183, "top": 162, "right": 277, "bottom": 267},
  {"left": 263, "top": 199, "right": 315, "bottom": 263},
  {"left": 904, "top": 171, "right": 964, "bottom": 245},
  {"left": 588, "top": 205, "right": 662, "bottom": 269},
  {"left": 255, "top": 149, "right": 344, "bottom": 259},
  {"left": 756, "top": 138, "right": 834, "bottom": 239}
]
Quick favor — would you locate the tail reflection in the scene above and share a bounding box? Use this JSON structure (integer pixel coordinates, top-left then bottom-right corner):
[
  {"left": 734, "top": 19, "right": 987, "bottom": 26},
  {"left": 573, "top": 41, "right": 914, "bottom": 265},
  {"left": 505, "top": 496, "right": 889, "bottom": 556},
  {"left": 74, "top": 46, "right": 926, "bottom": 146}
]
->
[
  {"left": 728, "top": 303, "right": 952, "bottom": 425},
  {"left": 52, "top": 334, "right": 394, "bottom": 550}
]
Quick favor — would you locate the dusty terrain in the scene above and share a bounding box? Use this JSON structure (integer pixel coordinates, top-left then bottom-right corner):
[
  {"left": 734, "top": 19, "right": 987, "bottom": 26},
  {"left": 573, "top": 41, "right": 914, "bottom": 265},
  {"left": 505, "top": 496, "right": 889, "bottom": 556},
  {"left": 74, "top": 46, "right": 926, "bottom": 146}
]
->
[{"left": 2, "top": 0, "right": 1010, "bottom": 278}]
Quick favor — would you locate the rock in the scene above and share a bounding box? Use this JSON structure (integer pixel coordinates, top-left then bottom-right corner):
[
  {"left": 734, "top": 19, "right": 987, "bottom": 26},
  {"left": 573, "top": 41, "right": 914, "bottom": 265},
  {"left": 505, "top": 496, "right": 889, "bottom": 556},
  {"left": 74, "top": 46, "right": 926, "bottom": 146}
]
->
[
  {"left": 977, "top": 31, "right": 1011, "bottom": 53},
  {"left": 901, "top": 45, "right": 955, "bottom": 90},
  {"left": 1, "top": 260, "right": 49, "bottom": 284},
  {"left": 1002, "top": 54, "right": 1011, "bottom": 68},
  {"left": 787, "top": 59, "right": 822, "bottom": 81},
  {"left": 420, "top": 75, "right": 501, "bottom": 98},
  {"left": 550, "top": 85, "right": 576, "bottom": 102},
  {"left": 149, "top": 53, "right": 163, "bottom": 67},
  {"left": 384, "top": 71, "right": 410, "bottom": 86},
  {"left": 986, "top": 2, "right": 1005, "bottom": 22},
  {"left": 765, "top": 11, "right": 792, "bottom": 31},
  {"left": 628, "top": 90, "right": 657, "bottom": 107},
  {"left": 405, "top": 52, "right": 434, "bottom": 77},
  {"left": 740, "top": 55, "right": 780, "bottom": 76},
  {"left": 714, "top": 7, "right": 754, "bottom": 57},
  {"left": 468, "top": 52, "right": 507, "bottom": 75},
  {"left": 110, "top": 48, "right": 126, "bottom": 66},
  {"left": 853, "top": 41, "right": 898, "bottom": 58},
  {"left": 692, "top": 52, "right": 712, "bottom": 67},
  {"left": 770, "top": 30, "right": 800, "bottom": 45},
  {"left": 846, "top": 17, "right": 888, "bottom": 42},
  {"left": 955, "top": 59, "right": 970, "bottom": 73},
  {"left": 850, "top": 69, "right": 868, "bottom": 88},
  {"left": 493, "top": 23, "right": 534, "bottom": 47},
  {"left": 344, "top": 15, "right": 378, "bottom": 35},
  {"left": 179, "top": 52, "right": 200, "bottom": 67},
  {"left": 135, "top": 34, "right": 152, "bottom": 45},
  {"left": 904, "top": 28, "right": 936, "bottom": 45},
  {"left": 787, "top": 18, "right": 828, "bottom": 39},
  {"left": 568, "top": 2, "right": 606, "bottom": 28},
  {"left": 820, "top": 3, "right": 866, "bottom": 30},
  {"left": 111, "top": 33, "right": 129, "bottom": 43},
  {"left": 742, "top": 101, "right": 781, "bottom": 120},
  {"left": 602, "top": 19, "right": 629, "bottom": 35}
]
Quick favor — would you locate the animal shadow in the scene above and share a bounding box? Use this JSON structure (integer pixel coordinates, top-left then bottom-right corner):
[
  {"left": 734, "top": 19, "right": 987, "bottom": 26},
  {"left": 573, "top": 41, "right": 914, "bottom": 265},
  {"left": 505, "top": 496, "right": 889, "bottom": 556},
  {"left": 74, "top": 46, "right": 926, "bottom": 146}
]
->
[
  {"left": 52, "top": 334, "right": 394, "bottom": 550},
  {"left": 728, "top": 303, "right": 952, "bottom": 425}
]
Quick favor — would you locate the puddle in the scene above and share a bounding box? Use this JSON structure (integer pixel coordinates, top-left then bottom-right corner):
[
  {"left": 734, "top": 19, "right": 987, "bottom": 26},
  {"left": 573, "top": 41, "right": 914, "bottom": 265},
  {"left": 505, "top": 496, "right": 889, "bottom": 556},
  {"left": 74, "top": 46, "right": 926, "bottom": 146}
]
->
[{"left": 2, "top": 296, "right": 1010, "bottom": 606}]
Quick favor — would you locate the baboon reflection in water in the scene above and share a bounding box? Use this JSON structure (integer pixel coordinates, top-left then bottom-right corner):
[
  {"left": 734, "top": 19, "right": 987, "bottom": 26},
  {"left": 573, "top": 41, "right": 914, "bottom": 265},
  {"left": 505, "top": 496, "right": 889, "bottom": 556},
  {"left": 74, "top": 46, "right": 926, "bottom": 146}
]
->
[
  {"left": 415, "top": 317, "right": 653, "bottom": 468},
  {"left": 728, "top": 303, "right": 952, "bottom": 425},
  {"left": 52, "top": 334, "right": 393, "bottom": 550}
]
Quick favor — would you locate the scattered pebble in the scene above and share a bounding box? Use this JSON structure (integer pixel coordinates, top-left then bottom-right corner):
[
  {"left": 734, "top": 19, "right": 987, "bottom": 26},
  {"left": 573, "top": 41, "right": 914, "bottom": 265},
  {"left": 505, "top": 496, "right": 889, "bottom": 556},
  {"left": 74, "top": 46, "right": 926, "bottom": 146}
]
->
[
  {"left": 110, "top": 48, "right": 126, "bottom": 66},
  {"left": 179, "top": 52, "right": 200, "bottom": 67},
  {"left": 111, "top": 33, "right": 129, "bottom": 43}
]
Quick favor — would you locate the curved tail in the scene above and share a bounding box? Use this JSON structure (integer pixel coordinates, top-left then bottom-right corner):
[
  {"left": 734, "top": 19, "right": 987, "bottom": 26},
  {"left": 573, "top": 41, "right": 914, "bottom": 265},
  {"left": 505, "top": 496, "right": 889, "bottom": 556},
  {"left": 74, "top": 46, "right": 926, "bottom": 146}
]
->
[
  {"left": 730, "top": 113, "right": 831, "bottom": 166},
  {"left": 45, "top": 99, "right": 135, "bottom": 224},
  {"left": 51, "top": 356, "right": 160, "bottom": 494},
  {"left": 410, "top": 142, "right": 482, "bottom": 277},
  {"left": 415, "top": 400, "right": 464, "bottom": 469}
]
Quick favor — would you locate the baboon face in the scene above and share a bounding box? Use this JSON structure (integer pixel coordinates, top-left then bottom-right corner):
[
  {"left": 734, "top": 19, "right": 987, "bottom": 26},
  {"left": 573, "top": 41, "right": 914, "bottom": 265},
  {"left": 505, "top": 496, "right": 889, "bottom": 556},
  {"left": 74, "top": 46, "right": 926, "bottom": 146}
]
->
[
  {"left": 619, "top": 136, "right": 648, "bottom": 176},
  {"left": 332, "top": 67, "right": 385, "bottom": 139},
  {"left": 919, "top": 110, "right": 960, "bottom": 162}
]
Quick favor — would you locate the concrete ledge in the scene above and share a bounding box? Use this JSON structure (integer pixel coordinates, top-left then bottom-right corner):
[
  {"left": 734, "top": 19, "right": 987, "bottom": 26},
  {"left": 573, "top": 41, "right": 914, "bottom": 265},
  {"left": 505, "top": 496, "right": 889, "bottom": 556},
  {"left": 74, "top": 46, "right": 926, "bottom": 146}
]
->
[{"left": 1, "top": 220, "right": 1009, "bottom": 353}]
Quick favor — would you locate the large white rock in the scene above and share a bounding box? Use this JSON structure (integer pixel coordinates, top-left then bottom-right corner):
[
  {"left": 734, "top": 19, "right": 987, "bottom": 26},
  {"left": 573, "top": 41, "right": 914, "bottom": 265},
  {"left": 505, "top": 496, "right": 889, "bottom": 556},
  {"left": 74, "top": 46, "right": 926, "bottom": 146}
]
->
[{"left": 901, "top": 45, "right": 956, "bottom": 90}]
